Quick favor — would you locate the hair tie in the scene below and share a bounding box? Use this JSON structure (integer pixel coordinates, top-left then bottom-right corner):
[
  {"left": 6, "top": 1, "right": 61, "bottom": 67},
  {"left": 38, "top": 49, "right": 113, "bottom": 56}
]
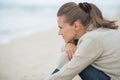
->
[{"left": 79, "top": 2, "right": 91, "bottom": 13}]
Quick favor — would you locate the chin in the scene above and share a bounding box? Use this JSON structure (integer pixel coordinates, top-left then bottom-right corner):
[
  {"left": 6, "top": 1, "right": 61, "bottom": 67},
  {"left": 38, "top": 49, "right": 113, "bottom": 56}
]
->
[
  {"left": 64, "top": 41, "right": 68, "bottom": 43},
  {"left": 64, "top": 40, "right": 68, "bottom": 43}
]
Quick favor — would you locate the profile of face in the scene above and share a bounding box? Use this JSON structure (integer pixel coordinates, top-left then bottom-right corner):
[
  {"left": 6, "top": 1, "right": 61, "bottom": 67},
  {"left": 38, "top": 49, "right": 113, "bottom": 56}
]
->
[{"left": 57, "top": 16, "right": 86, "bottom": 43}]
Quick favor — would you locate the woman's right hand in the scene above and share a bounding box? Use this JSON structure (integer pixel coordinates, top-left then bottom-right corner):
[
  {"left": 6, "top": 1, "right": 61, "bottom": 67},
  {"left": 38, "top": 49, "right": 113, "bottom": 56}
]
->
[{"left": 65, "top": 43, "right": 77, "bottom": 61}]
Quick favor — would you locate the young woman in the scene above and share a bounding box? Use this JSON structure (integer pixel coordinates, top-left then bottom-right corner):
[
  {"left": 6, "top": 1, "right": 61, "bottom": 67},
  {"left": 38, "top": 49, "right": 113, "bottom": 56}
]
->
[{"left": 46, "top": 2, "right": 120, "bottom": 80}]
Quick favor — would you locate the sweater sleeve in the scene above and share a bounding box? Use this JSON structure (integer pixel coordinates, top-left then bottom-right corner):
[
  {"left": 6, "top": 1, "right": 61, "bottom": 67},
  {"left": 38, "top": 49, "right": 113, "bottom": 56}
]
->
[
  {"left": 45, "top": 38, "right": 103, "bottom": 80},
  {"left": 57, "top": 51, "right": 68, "bottom": 69}
]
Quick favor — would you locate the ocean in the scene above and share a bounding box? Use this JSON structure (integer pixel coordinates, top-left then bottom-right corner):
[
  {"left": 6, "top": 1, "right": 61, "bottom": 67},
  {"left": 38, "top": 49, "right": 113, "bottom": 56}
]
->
[
  {"left": 0, "top": 1, "right": 119, "bottom": 44},
  {"left": 0, "top": 3, "right": 59, "bottom": 44}
]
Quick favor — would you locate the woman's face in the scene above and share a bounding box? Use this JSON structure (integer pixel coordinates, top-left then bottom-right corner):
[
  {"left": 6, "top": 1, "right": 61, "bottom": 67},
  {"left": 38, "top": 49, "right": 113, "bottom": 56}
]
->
[
  {"left": 57, "top": 16, "right": 78, "bottom": 43},
  {"left": 58, "top": 16, "right": 82, "bottom": 43},
  {"left": 57, "top": 16, "right": 87, "bottom": 43}
]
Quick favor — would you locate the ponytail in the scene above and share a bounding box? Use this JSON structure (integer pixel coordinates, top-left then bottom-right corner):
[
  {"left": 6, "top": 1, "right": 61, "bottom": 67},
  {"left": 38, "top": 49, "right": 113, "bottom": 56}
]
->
[
  {"left": 89, "top": 3, "right": 118, "bottom": 30},
  {"left": 78, "top": 2, "right": 118, "bottom": 30}
]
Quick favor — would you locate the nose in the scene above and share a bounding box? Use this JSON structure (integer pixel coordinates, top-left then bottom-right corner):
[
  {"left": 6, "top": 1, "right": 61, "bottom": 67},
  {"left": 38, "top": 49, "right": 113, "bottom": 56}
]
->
[{"left": 58, "top": 29, "right": 62, "bottom": 35}]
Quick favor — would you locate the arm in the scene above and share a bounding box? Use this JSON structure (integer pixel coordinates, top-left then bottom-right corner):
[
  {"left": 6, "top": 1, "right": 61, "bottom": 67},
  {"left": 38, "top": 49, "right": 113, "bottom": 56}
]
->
[
  {"left": 52, "top": 52, "right": 67, "bottom": 74},
  {"left": 57, "top": 51, "right": 68, "bottom": 70},
  {"left": 46, "top": 38, "right": 103, "bottom": 80},
  {"left": 54, "top": 43, "right": 77, "bottom": 70}
]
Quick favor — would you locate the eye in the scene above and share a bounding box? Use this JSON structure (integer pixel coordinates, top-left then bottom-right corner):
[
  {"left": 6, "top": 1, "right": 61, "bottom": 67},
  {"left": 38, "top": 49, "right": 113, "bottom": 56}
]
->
[{"left": 59, "top": 26, "right": 62, "bottom": 29}]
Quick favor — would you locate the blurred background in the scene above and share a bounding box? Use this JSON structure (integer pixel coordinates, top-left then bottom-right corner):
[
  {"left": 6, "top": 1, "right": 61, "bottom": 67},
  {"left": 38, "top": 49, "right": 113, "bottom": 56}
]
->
[
  {"left": 0, "top": 0, "right": 120, "bottom": 44},
  {"left": 0, "top": 0, "right": 120, "bottom": 80}
]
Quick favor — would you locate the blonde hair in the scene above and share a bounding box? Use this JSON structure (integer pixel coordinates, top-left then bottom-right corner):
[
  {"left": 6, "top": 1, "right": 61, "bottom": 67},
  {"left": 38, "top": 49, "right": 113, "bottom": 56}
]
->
[{"left": 57, "top": 2, "right": 118, "bottom": 30}]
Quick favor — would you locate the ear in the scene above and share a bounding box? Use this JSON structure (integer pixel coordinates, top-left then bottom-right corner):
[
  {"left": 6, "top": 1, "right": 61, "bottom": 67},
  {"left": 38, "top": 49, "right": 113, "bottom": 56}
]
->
[{"left": 73, "top": 20, "right": 83, "bottom": 30}]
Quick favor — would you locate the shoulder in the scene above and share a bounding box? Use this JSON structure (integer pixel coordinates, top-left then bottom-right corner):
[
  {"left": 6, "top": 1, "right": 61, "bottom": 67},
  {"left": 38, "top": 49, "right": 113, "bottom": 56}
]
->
[
  {"left": 78, "top": 29, "right": 100, "bottom": 42},
  {"left": 80, "top": 28, "right": 119, "bottom": 40},
  {"left": 77, "top": 28, "right": 106, "bottom": 46},
  {"left": 77, "top": 28, "right": 120, "bottom": 45}
]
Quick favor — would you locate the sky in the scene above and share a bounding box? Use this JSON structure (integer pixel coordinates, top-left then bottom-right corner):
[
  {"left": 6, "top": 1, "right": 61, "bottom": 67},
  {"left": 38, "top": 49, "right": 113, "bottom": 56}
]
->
[
  {"left": 0, "top": 0, "right": 119, "bottom": 19},
  {"left": 0, "top": 0, "right": 120, "bottom": 6}
]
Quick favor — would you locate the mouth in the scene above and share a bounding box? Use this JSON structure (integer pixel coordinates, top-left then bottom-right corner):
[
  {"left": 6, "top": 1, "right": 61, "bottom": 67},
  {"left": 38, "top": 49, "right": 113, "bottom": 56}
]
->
[
  {"left": 62, "top": 36, "right": 65, "bottom": 40},
  {"left": 62, "top": 36, "right": 65, "bottom": 39},
  {"left": 62, "top": 37, "right": 66, "bottom": 42}
]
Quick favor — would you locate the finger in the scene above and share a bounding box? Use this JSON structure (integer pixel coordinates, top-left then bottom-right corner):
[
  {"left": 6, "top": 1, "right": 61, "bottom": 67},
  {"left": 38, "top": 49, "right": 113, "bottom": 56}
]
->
[
  {"left": 72, "top": 46, "right": 77, "bottom": 55},
  {"left": 66, "top": 49, "right": 72, "bottom": 61},
  {"left": 69, "top": 47, "right": 74, "bottom": 56},
  {"left": 69, "top": 44, "right": 77, "bottom": 55},
  {"left": 67, "top": 46, "right": 74, "bottom": 55},
  {"left": 65, "top": 48, "right": 68, "bottom": 60},
  {"left": 65, "top": 43, "right": 76, "bottom": 60},
  {"left": 68, "top": 50, "right": 73, "bottom": 60},
  {"left": 66, "top": 50, "right": 70, "bottom": 61},
  {"left": 67, "top": 46, "right": 74, "bottom": 56}
]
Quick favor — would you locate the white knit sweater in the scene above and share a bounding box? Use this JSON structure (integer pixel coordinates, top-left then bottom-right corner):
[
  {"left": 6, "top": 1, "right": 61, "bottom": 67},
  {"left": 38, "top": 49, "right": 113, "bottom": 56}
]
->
[{"left": 46, "top": 28, "right": 120, "bottom": 80}]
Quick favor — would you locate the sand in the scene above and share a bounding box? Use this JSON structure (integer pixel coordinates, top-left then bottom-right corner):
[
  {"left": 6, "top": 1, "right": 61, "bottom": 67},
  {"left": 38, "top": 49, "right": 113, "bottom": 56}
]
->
[
  {"left": 0, "top": 29, "right": 81, "bottom": 80},
  {"left": 1, "top": 22, "right": 120, "bottom": 80}
]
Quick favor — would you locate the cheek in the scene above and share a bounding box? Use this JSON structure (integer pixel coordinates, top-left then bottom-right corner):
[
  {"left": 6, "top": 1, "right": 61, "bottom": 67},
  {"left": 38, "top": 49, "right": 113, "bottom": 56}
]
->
[
  {"left": 64, "top": 29, "right": 76, "bottom": 42},
  {"left": 69, "top": 30, "right": 76, "bottom": 38}
]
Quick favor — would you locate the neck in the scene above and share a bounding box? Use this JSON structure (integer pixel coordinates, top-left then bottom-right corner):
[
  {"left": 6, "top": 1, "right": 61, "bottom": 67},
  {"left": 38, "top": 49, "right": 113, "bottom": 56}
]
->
[{"left": 76, "top": 26, "right": 87, "bottom": 39}]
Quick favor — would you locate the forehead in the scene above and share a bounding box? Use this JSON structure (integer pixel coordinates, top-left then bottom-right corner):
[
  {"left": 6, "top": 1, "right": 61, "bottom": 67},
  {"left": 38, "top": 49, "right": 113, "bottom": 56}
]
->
[{"left": 57, "top": 16, "right": 66, "bottom": 24}]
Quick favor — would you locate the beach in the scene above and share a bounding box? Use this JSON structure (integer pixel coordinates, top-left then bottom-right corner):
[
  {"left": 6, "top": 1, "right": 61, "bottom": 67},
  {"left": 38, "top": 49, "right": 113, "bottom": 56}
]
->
[
  {"left": 0, "top": 29, "right": 81, "bottom": 80},
  {"left": 1, "top": 25, "right": 120, "bottom": 80},
  {"left": 0, "top": 0, "right": 120, "bottom": 80}
]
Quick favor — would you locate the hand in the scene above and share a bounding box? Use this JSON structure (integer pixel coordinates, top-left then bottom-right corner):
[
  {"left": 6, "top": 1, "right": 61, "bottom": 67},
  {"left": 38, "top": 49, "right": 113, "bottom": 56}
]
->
[{"left": 65, "top": 43, "right": 77, "bottom": 61}]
